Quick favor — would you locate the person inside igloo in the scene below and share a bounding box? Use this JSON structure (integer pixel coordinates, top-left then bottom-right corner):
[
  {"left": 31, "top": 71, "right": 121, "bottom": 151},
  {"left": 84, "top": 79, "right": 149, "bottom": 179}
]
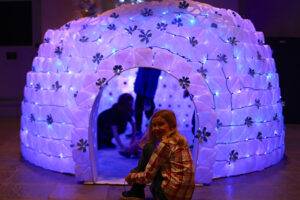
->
[
  {"left": 130, "top": 67, "right": 161, "bottom": 138},
  {"left": 97, "top": 93, "right": 137, "bottom": 150}
]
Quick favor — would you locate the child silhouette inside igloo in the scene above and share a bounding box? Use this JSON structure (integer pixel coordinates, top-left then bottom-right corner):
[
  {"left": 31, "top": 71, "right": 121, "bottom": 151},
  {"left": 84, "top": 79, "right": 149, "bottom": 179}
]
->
[{"left": 97, "top": 93, "right": 137, "bottom": 151}]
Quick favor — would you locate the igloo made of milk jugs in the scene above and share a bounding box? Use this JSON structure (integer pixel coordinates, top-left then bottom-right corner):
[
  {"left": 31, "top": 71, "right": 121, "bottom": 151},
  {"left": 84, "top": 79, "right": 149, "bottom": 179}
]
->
[{"left": 20, "top": 0, "right": 285, "bottom": 184}]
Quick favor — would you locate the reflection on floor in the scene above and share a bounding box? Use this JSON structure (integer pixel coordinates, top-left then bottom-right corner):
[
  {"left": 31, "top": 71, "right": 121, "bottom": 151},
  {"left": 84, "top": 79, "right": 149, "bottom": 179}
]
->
[
  {"left": 97, "top": 132, "right": 140, "bottom": 184},
  {"left": 97, "top": 148, "right": 139, "bottom": 184},
  {"left": 1, "top": 118, "right": 300, "bottom": 199}
]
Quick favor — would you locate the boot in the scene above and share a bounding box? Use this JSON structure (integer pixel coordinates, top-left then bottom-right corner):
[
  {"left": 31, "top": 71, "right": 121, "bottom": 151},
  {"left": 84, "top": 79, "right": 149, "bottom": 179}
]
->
[{"left": 121, "top": 183, "right": 145, "bottom": 200}]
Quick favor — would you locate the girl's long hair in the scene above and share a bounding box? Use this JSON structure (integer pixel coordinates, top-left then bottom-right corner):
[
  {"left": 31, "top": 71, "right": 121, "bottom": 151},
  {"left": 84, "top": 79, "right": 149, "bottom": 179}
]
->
[{"left": 140, "top": 110, "right": 189, "bottom": 148}]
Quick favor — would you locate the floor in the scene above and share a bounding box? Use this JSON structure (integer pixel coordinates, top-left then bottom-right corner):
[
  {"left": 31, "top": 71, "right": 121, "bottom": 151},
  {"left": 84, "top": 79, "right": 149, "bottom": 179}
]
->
[{"left": 1, "top": 117, "right": 300, "bottom": 200}]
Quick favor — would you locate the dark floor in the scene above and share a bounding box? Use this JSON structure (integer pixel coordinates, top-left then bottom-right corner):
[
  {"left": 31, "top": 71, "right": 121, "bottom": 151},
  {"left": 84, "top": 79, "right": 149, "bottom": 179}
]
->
[{"left": 0, "top": 117, "right": 300, "bottom": 200}]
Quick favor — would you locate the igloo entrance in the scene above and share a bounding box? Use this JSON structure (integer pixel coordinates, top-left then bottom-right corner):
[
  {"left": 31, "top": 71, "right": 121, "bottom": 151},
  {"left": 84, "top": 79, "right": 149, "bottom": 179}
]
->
[{"left": 88, "top": 66, "right": 199, "bottom": 183}]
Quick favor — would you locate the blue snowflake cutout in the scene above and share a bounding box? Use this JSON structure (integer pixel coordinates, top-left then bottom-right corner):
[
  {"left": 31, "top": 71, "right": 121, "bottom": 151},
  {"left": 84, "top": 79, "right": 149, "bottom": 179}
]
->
[
  {"left": 156, "top": 23, "right": 168, "bottom": 31},
  {"left": 179, "top": 76, "right": 190, "bottom": 89},
  {"left": 139, "top": 30, "right": 152, "bottom": 44},
  {"left": 47, "top": 114, "right": 53, "bottom": 125},
  {"left": 217, "top": 54, "right": 228, "bottom": 63},
  {"left": 125, "top": 25, "right": 137, "bottom": 35},
  {"left": 195, "top": 127, "right": 211, "bottom": 143},
  {"left": 229, "top": 150, "right": 239, "bottom": 163},
  {"left": 257, "top": 132, "right": 263, "bottom": 141},
  {"left": 244, "top": 117, "right": 253, "bottom": 127},
  {"left": 228, "top": 36, "right": 239, "bottom": 46},
  {"left": 179, "top": 0, "right": 189, "bottom": 9},
  {"left": 35, "top": 83, "right": 41, "bottom": 91},
  {"left": 96, "top": 78, "right": 108, "bottom": 90},
  {"left": 172, "top": 18, "right": 183, "bottom": 27},
  {"left": 197, "top": 67, "right": 207, "bottom": 78},
  {"left": 189, "top": 36, "right": 198, "bottom": 47},
  {"left": 110, "top": 12, "right": 119, "bottom": 18},
  {"left": 77, "top": 139, "right": 89, "bottom": 152},
  {"left": 30, "top": 114, "right": 35, "bottom": 122},
  {"left": 255, "top": 99, "right": 261, "bottom": 109},
  {"left": 54, "top": 46, "right": 63, "bottom": 57},
  {"left": 248, "top": 68, "right": 255, "bottom": 77},
  {"left": 211, "top": 23, "right": 218, "bottom": 28},
  {"left": 217, "top": 119, "right": 223, "bottom": 128},
  {"left": 92, "top": 53, "right": 104, "bottom": 64},
  {"left": 113, "top": 65, "right": 123, "bottom": 75},
  {"left": 257, "top": 51, "right": 265, "bottom": 61},
  {"left": 141, "top": 8, "right": 153, "bottom": 17},
  {"left": 107, "top": 24, "right": 116, "bottom": 31},
  {"left": 52, "top": 81, "right": 62, "bottom": 91},
  {"left": 79, "top": 36, "right": 89, "bottom": 42}
]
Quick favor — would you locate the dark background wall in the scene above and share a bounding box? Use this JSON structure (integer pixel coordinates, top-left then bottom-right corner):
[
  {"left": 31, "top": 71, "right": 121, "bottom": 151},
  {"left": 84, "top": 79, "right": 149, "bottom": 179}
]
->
[{"left": 0, "top": 0, "right": 299, "bottom": 123}]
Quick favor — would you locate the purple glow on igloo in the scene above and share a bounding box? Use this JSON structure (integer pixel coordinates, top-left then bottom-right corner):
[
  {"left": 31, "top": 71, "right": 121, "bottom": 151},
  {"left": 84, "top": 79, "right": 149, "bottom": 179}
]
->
[{"left": 20, "top": 0, "right": 284, "bottom": 184}]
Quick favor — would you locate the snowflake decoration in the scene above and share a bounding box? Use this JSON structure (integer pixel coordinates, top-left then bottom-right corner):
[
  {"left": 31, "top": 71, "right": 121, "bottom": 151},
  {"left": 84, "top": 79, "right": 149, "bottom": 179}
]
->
[
  {"left": 248, "top": 68, "right": 255, "bottom": 77},
  {"left": 47, "top": 114, "right": 53, "bottom": 125},
  {"left": 79, "top": 36, "right": 89, "bottom": 42},
  {"left": 107, "top": 24, "right": 116, "bottom": 31},
  {"left": 273, "top": 113, "right": 279, "bottom": 121},
  {"left": 179, "top": 76, "right": 190, "bottom": 89},
  {"left": 214, "top": 11, "right": 222, "bottom": 16},
  {"left": 172, "top": 18, "right": 183, "bottom": 27},
  {"left": 217, "top": 119, "right": 223, "bottom": 128},
  {"left": 82, "top": 24, "right": 88, "bottom": 30},
  {"left": 92, "top": 53, "right": 104, "bottom": 64},
  {"left": 54, "top": 46, "right": 63, "bottom": 57},
  {"left": 30, "top": 114, "right": 35, "bottom": 122},
  {"left": 189, "top": 36, "right": 198, "bottom": 47},
  {"left": 255, "top": 99, "right": 261, "bottom": 109},
  {"left": 125, "top": 25, "right": 137, "bottom": 35},
  {"left": 113, "top": 65, "right": 123, "bottom": 75},
  {"left": 229, "top": 150, "right": 239, "bottom": 163},
  {"left": 139, "top": 30, "right": 152, "bottom": 44},
  {"left": 257, "top": 132, "right": 263, "bottom": 141},
  {"left": 65, "top": 23, "right": 70, "bottom": 29},
  {"left": 74, "top": 91, "right": 78, "bottom": 98},
  {"left": 228, "top": 36, "right": 239, "bottom": 46},
  {"left": 179, "top": 0, "right": 189, "bottom": 9},
  {"left": 52, "top": 81, "right": 62, "bottom": 91},
  {"left": 258, "top": 39, "right": 264, "bottom": 46},
  {"left": 217, "top": 54, "right": 228, "bottom": 63},
  {"left": 268, "top": 82, "right": 272, "bottom": 89},
  {"left": 96, "top": 78, "right": 108, "bottom": 89},
  {"left": 156, "top": 23, "right": 168, "bottom": 31},
  {"left": 211, "top": 23, "right": 218, "bottom": 28},
  {"left": 35, "top": 83, "right": 41, "bottom": 91},
  {"left": 77, "top": 139, "right": 89, "bottom": 152},
  {"left": 195, "top": 127, "right": 211, "bottom": 143},
  {"left": 141, "top": 8, "right": 153, "bottom": 17},
  {"left": 197, "top": 67, "right": 207, "bottom": 78},
  {"left": 257, "top": 51, "right": 265, "bottom": 61},
  {"left": 244, "top": 117, "right": 253, "bottom": 127},
  {"left": 110, "top": 12, "right": 119, "bottom": 18}
]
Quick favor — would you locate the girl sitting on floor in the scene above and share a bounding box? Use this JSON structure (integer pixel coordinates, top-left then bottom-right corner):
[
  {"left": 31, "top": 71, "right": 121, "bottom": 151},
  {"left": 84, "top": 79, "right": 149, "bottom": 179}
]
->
[{"left": 121, "top": 109, "right": 195, "bottom": 200}]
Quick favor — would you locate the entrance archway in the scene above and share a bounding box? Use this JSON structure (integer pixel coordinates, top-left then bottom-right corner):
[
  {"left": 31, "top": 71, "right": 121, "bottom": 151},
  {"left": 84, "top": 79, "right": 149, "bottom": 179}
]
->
[{"left": 80, "top": 47, "right": 217, "bottom": 184}]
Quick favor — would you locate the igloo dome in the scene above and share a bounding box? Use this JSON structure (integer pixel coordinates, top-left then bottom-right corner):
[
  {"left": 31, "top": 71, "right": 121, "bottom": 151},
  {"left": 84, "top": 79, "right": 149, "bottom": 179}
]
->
[{"left": 20, "top": 0, "right": 285, "bottom": 184}]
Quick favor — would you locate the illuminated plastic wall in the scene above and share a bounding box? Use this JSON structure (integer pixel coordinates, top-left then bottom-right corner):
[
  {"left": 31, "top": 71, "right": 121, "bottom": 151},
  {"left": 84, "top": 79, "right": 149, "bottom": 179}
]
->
[{"left": 20, "top": 0, "right": 284, "bottom": 183}]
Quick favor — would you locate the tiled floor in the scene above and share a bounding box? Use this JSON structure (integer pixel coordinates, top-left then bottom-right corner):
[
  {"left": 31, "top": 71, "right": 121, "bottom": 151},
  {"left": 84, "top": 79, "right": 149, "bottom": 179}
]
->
[{"left": 1, "top": 117, "right": 300, "bottom": 200}]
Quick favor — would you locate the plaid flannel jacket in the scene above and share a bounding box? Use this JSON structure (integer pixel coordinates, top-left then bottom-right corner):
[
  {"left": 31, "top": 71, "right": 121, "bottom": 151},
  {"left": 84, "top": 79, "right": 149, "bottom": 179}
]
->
[{"left": 130, "top": 140, "right": 195, "bottom": 200}]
